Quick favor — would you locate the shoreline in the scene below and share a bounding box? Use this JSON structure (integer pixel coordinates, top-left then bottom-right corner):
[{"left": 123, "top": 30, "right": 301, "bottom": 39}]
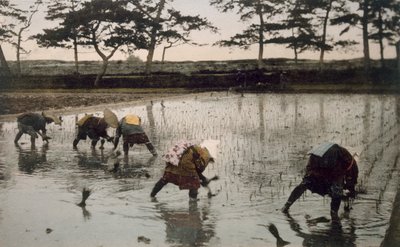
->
[
  {"left": 0, "top": 91, "right": 216, "bottom": 122},
  {"left": 1, "top": 84, "right": 399, "bottom": 119}
]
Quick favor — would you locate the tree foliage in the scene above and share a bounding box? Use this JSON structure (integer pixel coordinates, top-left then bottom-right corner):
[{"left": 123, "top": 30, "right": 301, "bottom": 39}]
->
[
  {"left": 128, "top": 0, "right": 217, "bottom": 73},
  {"left": 368, "top": 0, "right": 400, "bottom": 67},
  {"left": 0, "top": 0, "right": 26, "bottom": 42},
  {"left": 211, "top": 0, "right": 286, "bottom": 69},
  {"left": 34, "top": 0, "right": 81, "bottom": 49},
  {"left": 61, "top": 0, "right": 151, "bottom": 85}
]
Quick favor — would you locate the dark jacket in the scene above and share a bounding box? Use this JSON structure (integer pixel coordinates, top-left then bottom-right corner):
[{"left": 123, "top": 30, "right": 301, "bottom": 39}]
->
[{"left": 17, "top": 113, "right": 47, "bottom": 133}]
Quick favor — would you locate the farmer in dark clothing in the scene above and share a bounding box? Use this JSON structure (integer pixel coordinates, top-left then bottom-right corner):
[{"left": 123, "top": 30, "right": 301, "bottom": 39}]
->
[
  {"left": 73, "top": 109, "right": 118, "bottom": 149},
  {"left": 15, "top": 112, "right": 62, "bottom": 146},
  {"left": 281, "top": 142, "right": 358, "bottom": 221},
  {"left": 113, "top": 114, "right": 157, "bottom": 156},
  {"left": 150, "top": 140, "right": 218, "bottom": 201}
]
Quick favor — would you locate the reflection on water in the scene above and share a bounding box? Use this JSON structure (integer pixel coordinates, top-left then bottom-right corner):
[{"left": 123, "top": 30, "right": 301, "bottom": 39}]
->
[
  {"left": 0, "top": 93, "right": 399, "bottom": 247},
  {"left": 156, "top": 200, "right": 217, "bottom": 247},
  {"left": 16, "top": 143, "right": 49, "bottom": 174},
  {"left": 285, "top": 212, "right": 356, "bottom": 247},
  {"left": 74, "top": 147, "right": 109, "bottom": 168}
]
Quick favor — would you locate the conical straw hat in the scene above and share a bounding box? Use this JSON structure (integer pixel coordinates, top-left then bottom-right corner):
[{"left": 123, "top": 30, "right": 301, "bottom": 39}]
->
[
  {"left": 42, "top": 112, "right": 62, "bottom": 125},
  {"left": 76, "top": 114, "right": 93, "bottom": 126},
  {"left": 103, "top": 109, "right": 119, "bottom": 128}
]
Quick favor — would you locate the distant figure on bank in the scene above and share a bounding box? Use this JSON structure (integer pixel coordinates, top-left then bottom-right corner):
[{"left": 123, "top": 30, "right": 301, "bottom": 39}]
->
[
  {"left": 113, "top": 114, "right": 157, "bottom": 156},
  {"left": 73, "top": 109, "right": 118, "bottom": 149},
  {"left": 281, "top": 142, "right": 358, "bottom": 221},
  {"left": 236, "top": 69, "right": 246, "bottom": 87},
  {"left": 15, "top": 112, "right": 62, "bottom": 146},
  {"left": 279, "top": 71, "right": 287, "bottom": 90},
  {"left": 150, "top": 140, "right": 219, "bottom": 201}
]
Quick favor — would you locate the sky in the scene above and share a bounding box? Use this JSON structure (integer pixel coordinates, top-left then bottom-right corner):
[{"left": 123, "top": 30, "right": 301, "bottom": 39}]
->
[{"left": 1, "top": 0, "right": 397, "bottom": 62}]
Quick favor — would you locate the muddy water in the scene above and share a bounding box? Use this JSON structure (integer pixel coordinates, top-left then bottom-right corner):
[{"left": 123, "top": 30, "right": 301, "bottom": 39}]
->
[{"left": 0, "top": 93, "right": 399, "bottom": 247}]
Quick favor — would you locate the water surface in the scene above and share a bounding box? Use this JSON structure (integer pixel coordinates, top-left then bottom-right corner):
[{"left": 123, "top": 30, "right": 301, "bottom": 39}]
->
[{"left": 0, "top": 92, "right": 399, "bottom": 247}]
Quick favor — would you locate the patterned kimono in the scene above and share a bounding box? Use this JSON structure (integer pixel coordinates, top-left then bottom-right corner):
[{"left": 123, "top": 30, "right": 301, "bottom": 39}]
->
[{"left": 162, "top": 144, "right": 212, "bottom": 190}]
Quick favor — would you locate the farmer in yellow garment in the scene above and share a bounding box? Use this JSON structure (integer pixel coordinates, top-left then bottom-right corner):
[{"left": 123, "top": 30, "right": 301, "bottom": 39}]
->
[
  {"left": 73, "top": 109, "right": 118, "bottom": 149},
  {"left": 15, "top": 112, "right": 62, "bottom": 146},
  {"left": 281, "top": 142, "right": 358, "bottom": 221},
  {"left": 150, "top": 140, "right": 219, "bottom": 201},
  {"left": 113, "top": 114, "right": 157, "bottom": 156}
]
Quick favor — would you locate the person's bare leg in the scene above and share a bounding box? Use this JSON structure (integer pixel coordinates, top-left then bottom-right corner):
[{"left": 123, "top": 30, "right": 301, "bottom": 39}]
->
[
  {"left": 150, "top": 178, "right": 168, "bottom": 197},
  {"left": 99, "top": 139, "right": 105, "bottom": 149},
  {"left": 14, "top": 131, "right": 23, "bottom": 144},
  {"left": 145, "top": 142, "right": 157, "bottom": 156},
  {"left": 123, "top": 142, "right": 129, "bottom": 155},
  {"left": 281, "top": 183, "right": 307, "bottom": 213}
]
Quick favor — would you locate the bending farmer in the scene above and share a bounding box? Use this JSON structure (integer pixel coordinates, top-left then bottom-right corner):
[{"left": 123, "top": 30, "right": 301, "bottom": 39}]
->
[
  {"left": 15, "top": 112, "right": 62, "bottom": 146},
  {"left": 281, "top": 142, "right": 358, "bottom": 220},
  {"left": 73, "top": 109, "right": 118, "bottom": 149},
  {"left": 113, "top": 114, "right": 157, "bottom": 156},
  {"left": 151, "top": 140, "right": 218, "bottom": 201}
]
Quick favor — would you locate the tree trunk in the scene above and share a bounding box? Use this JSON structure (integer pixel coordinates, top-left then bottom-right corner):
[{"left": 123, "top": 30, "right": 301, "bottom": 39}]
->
[
  {"left": 94, "top": 59, "right": 108, "bottom": 87},
  {"left": 396, "top": 41, "right": 400, "bottom": 79},
  {"left": 362, "top": 0, "right": 370, "bottom": 73},
  {"left": 319, "top": 0, "right": 332, "bottom": 70},
  {"left": 73, "top": 34, "right": 79, "bottom": 74},
  {"left": 161, "top": 46, "right": 167, "bottom": 63},
  {"left": 15, "top": 4, "right": 38, "bottom": 78},
  {"left": 257, "top": 3, "right": 264, "bottom": 70},
  {"left": 378, "top": 8, "right": 385, "bottom": 68},
  {"left": 145, "top": 0, "right": 166, "bottom": 74},
  {"left": 91, "top": 29, "right": 118, "bottom": 87},
  {"left": 0, "top": 45, "right": 11, "bottom": 76},
  {"left": 16, "top": 29, "right": 23, "bottom": 77},
  {"left": 292, "top": 28, "right": 298, "bottom": 64}
]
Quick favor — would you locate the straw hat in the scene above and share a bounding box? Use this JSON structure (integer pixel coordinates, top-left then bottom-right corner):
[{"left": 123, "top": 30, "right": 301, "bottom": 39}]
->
[
  {"left": 42, "top": 112, "right": 62, "bottom": 125},
  {"left": 125, "top": 114, "right": 141, "bottom": 125},
  {"left": 76, "top": 114, "right": 93, "bottom": 126},
  {"left": 103, "top": 109, "right": 119, "bottom": 128},
  {"left": 200, "top": 139, "right": 220, "bottom": 160}
]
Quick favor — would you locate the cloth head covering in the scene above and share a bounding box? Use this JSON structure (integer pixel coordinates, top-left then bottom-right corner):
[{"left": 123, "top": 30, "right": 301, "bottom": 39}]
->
[
  {"left": 308, "top": 142, "right": 336, "bottom": 157},
  {"left": 103, "top": 109, "right": 119, "bottom": 128},
  {"left": 162, "top": 140, "right": 194, "bottom": 166},
  {"left": 200, "top": 139, "right": 220, "bottom": 160},
  {"left": 125, "top": 114, "right": 141, "bottom": 125},
  {"left": 42, "top": 112, "right": 62, "bottom": 125}
]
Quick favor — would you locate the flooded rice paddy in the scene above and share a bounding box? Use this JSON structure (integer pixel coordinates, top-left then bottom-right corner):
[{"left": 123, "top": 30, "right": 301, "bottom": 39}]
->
[{"left": 0, "top": 92, "right": 399, "bottom": 247}]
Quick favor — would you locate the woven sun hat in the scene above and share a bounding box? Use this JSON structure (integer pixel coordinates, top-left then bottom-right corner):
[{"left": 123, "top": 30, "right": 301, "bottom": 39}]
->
[
  {"left": 103, "top": 109, "right": 119, "bottom": 128},
  {"left": 76, "top": 114, "right": 93, "bottom": 126},
  {"left": 125, "top": 114, "right": 140, "bottom": 125},
  {"left": 42, "top": 112, "right": 62, "bottom": 125},
  {"left": 200, "top": 139, "right": 220, "bottom": 160}
]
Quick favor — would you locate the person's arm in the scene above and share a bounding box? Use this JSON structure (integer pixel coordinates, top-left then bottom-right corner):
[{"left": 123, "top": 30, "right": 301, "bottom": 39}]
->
[
  {"left": 113, "top": 118, "right": 126, "bottom": 148},
  {"left": 198, "top": 172, "right": 209, "bottom": 187},
  {"left": 38, "top": 118, "right": 50, "bottom": 142},
  {"left": 113, "top": 124, "right": 121, "bottom": 149},
  {"left": 190, "top": 147, "right": 209, "bottom": 186},
  {"left": 344, "top": 161, "right": 358, "bottom": 198},
  {"left": 97, "top": 119, "right": 113, "bottom": 141}
]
